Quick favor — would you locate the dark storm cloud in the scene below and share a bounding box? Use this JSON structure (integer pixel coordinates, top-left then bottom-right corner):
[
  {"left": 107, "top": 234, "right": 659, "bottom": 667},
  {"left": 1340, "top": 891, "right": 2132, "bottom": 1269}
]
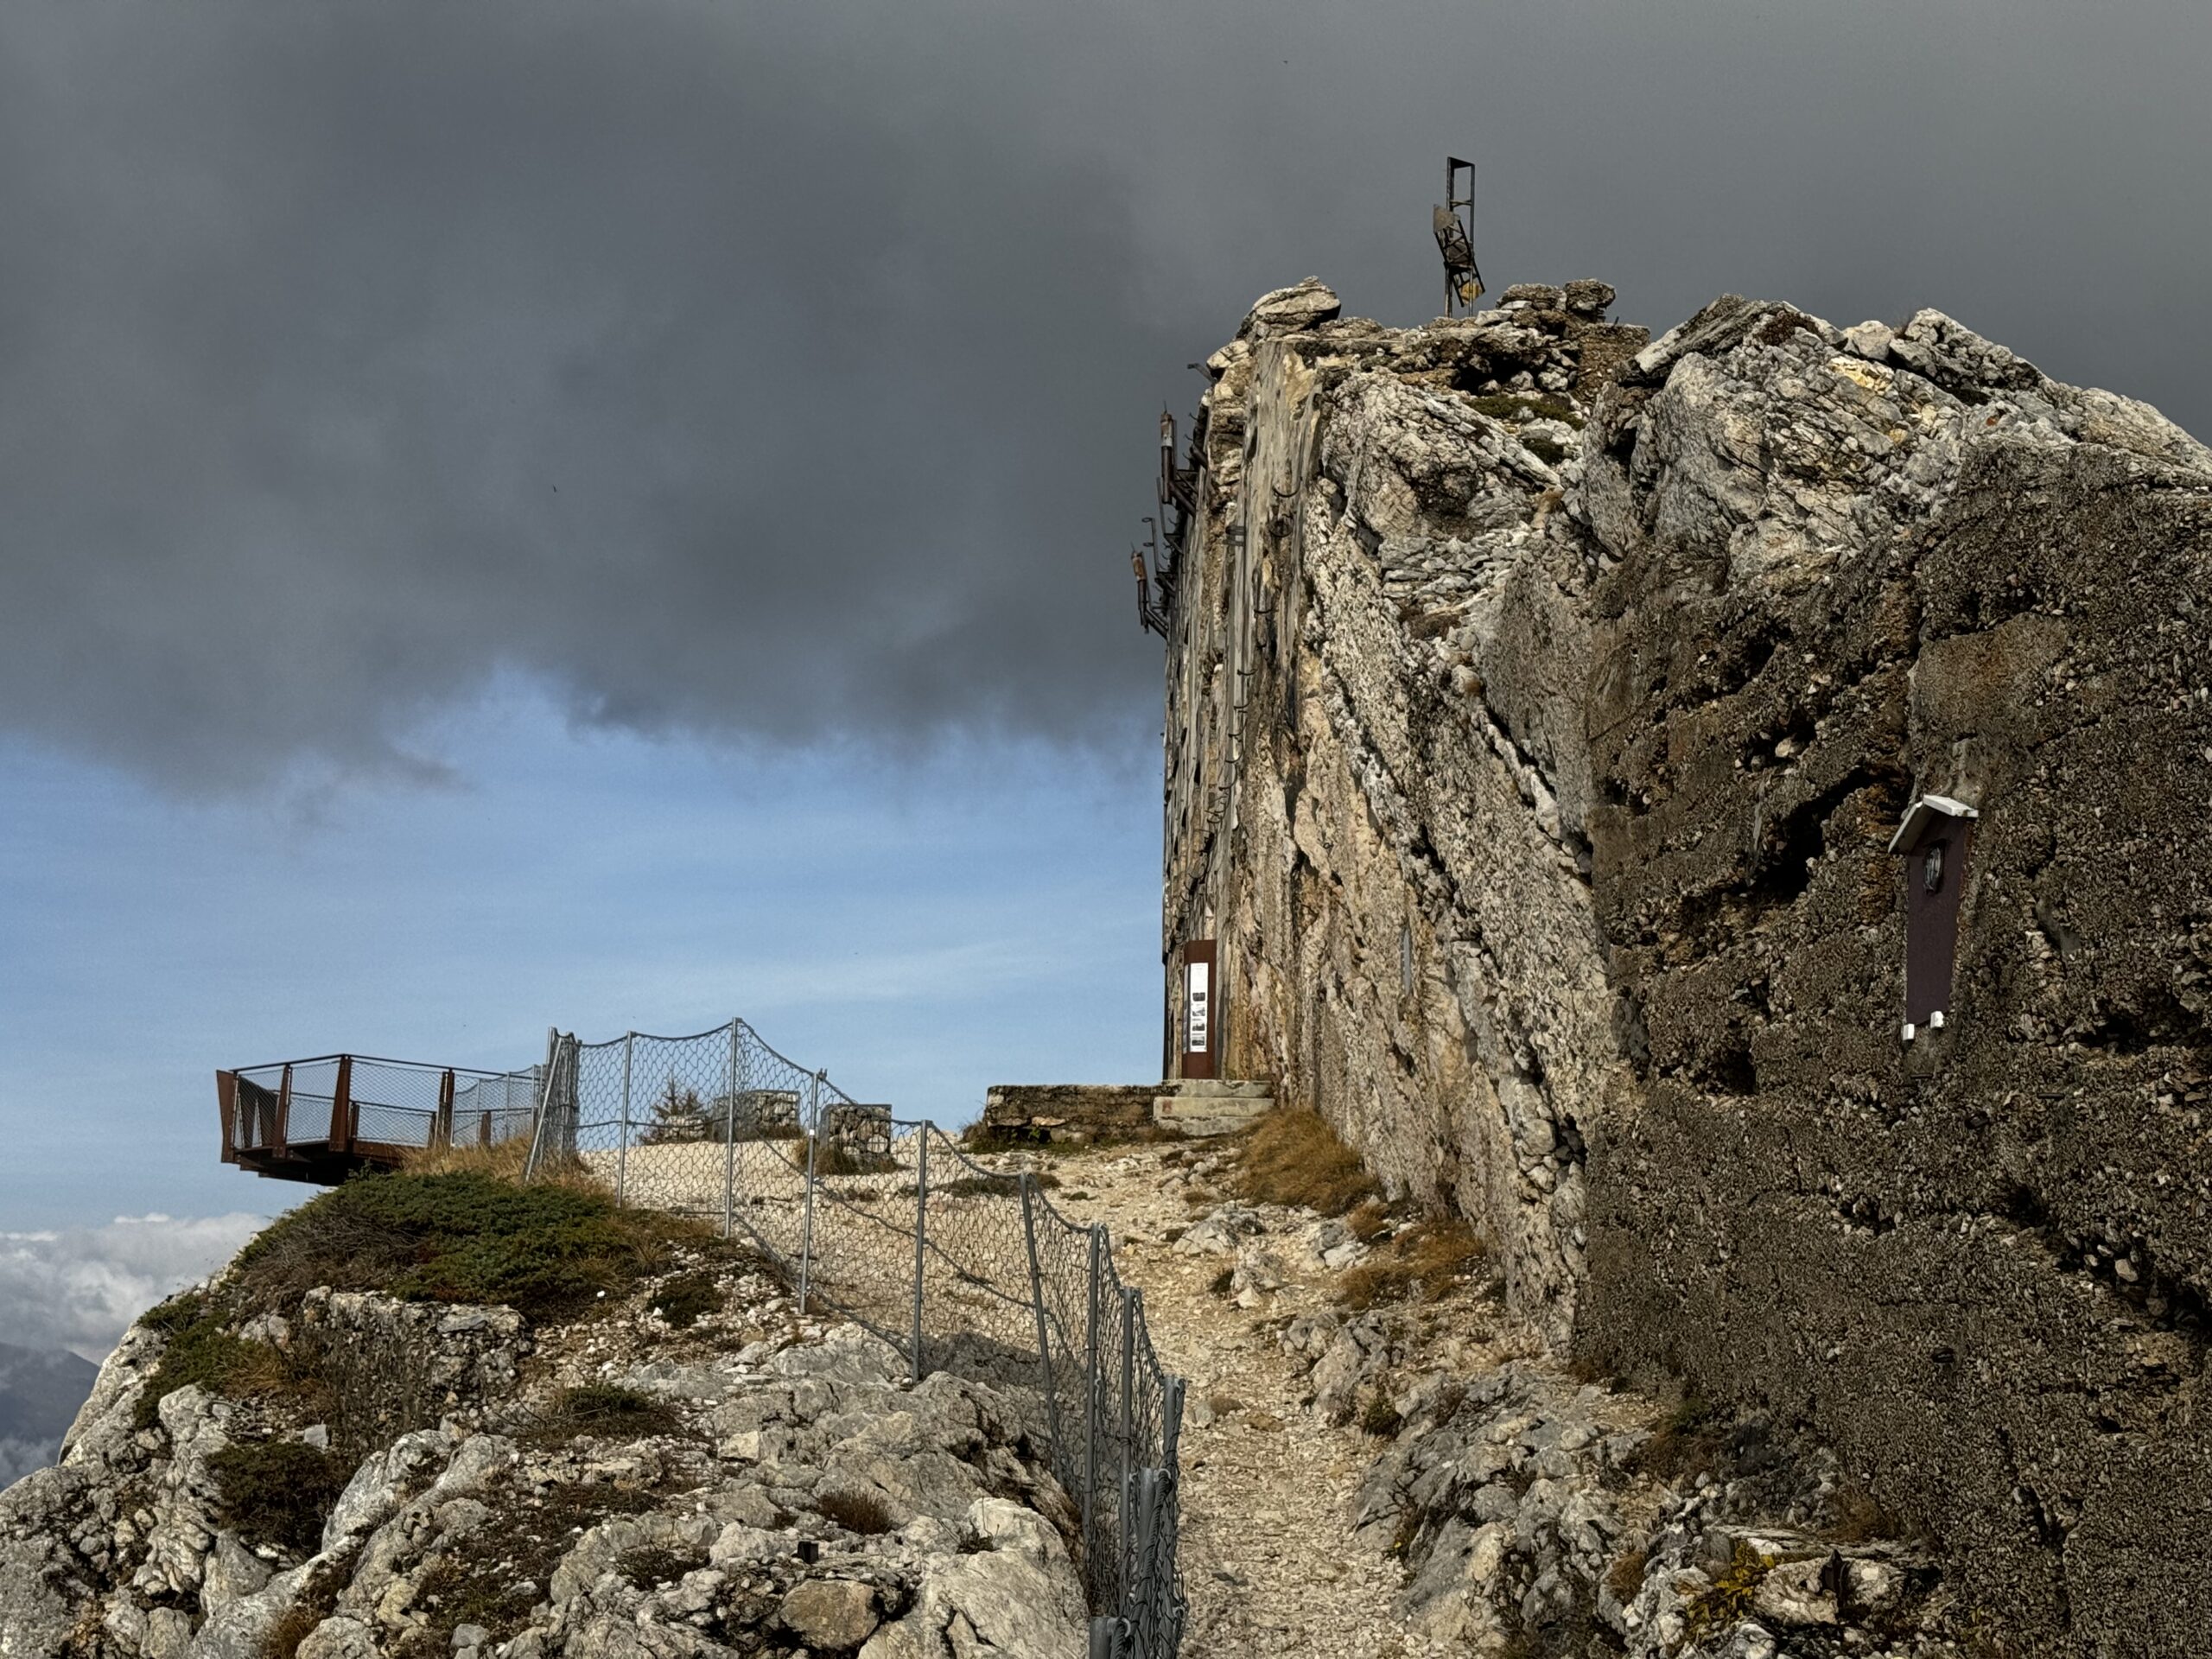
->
[{"left": 3, "top": 0, "right": 2206, "bottom": 788}]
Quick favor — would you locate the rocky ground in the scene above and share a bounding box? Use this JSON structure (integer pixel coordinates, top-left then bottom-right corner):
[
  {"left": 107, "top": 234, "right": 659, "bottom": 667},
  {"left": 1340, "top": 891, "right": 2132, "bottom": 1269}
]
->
[
  {"left": 1023, "top": 1137, "right": 1965, "bottom": 1659},
  {"left": 0, "top": 1219, "right": 1085, "bottom": 1659},
  {"left": 2, "top": 1134, "right": 1992, "bottom": 1659}
]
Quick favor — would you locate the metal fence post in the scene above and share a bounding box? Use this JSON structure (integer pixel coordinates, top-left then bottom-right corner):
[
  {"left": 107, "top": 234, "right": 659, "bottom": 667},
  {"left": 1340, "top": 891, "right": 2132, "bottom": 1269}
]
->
[
  {"left": 1120, "top": 1285, "right": 1136, "bottom": 1618},
  {"left": 798, "top": 1071, "right": 821, "bottom": 1317},
  {"left": 617, "top": 1033, "right": 634, "bottom": 1205},
  {"left": 723, "top": 1019, "right": 740, "bottom": 1240},
  {"left": 911, "top": 1127, "right": 929, "bottom": 1383},
  {"left": 1088, "top": 1221, "right": 1106, "bottom": 1557},
  {"left": 1131, "top": 1467, "right": 1159, "bottom": 1651},
  {"left": 1020, "top": 1174, "right": 1064, "bottom": 1462},
  {"left": 524, "top": 1027, "right": 558, "bottom": 1180},
  {"left": 434, "top": 1067, "right": 455, "bottom": 1154}
]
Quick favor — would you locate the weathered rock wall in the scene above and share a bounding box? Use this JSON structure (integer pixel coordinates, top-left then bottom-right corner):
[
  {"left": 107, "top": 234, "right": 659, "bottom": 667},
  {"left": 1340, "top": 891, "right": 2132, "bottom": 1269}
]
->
[{"left": 1163, "top": 277, "right": 2212, "bottom": 1652}]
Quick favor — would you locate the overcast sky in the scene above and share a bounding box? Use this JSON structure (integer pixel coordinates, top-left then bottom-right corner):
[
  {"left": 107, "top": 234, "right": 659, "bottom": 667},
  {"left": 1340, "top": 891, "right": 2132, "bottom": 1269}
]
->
[{"left": 3, "top": 0, "right": 2208, "bottom": 1346}]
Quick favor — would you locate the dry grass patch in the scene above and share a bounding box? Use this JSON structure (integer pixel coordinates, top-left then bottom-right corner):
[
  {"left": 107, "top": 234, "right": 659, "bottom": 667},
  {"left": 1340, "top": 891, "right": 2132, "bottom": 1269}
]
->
[
  {"left": 816, "top": 1488, "right": 899, "bottom": 1535},
  {"left": 1231, "top": 1110, "right": 1378, "bottom": 1216},
  {"left": 527, "top": 1383, "right": 681, "bottom": 1445},
  {"left": 1629, "top": 1395, "right": 1726, "bottom": 1483},
  {"left": 398, "top": 1137, "right": 532, "bottom": 1181},
  {"left": 1345, "top": 1199, "right": 1394, "bottom": 1243},
  {"left": 1337, "top": 1219, "right": 1487, "bottom": 1310},
  {"left": 262, "top": 1600, "right": 328, "bottom": 1659}
]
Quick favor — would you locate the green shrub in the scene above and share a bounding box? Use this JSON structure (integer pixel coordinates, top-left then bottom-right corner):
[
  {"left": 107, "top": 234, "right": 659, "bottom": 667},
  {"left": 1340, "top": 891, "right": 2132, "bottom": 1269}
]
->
[
  {"left": 232, "top": 1170, "right": 693, "bottom": 1320},
  {"left": 648, "top": 1272, "right": 721, "bottom": 1330},
  {"left": 211, "top": 1440, "right": 344, "bottom": 1555},
  {"left": 135, "top": 1292, "right": 262, "bottom": 1429},
  {"left": 1465, "top": 391, "right": 1584, "bottom": 429}
]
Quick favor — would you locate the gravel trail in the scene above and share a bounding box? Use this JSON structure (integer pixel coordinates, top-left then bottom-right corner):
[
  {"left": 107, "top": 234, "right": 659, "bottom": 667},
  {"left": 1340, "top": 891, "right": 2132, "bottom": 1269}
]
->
[{"left": 1042, "top": 1145, "right": 1453, "bottom": 1659}]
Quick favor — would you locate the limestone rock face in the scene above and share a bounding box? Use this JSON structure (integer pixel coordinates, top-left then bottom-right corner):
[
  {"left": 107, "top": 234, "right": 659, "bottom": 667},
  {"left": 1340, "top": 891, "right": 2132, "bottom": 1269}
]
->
[
  {"left": 0, "top": 1263, "right": 1083, "bottom": 1659},
  {"left": 1164, "top": 279, "right": 2212, "bottom": 1653}
]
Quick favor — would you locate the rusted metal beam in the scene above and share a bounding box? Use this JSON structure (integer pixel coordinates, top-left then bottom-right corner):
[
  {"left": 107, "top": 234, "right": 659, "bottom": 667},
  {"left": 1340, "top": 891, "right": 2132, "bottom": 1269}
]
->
[
  {"left": 215, "top": 1071, "right": 239, "bottom": 1166},
  {"left": 276, "top": 1064, "right": 293, "bottom": 1159},
  {"left": 435, "top": 1068, "right": 456, "bottom": 1154},
  {"left": 331, "top": 1054, "right": 354, "bottom": 1156}
]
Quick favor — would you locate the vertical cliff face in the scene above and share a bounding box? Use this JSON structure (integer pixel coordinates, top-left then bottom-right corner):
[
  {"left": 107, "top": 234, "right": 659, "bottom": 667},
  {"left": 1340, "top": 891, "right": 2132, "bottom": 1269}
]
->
[
  {"left": 1163, "top": 277, "right": 2212, "bottom": 1650},
  {"left": 1165, "top": 278, "right": 1649, "bottom": 1342}
]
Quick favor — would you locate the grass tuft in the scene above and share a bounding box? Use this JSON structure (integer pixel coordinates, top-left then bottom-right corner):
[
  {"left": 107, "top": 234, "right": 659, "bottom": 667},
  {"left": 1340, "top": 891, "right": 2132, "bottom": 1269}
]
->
[
  {"left": 938, "top": 1170, "right": 1062, "bottom": 1198},
  {"left": 1231, "top": 1111, "right": 1378, "bottom": 1217},
  {"left": 1604, "top": 1547, "right": 1648, "bottom": 1605},
  {"left": 1336, "top": 1220, "right": 1486, "bottom": 1310},
  {"left": 617, "top": 1544, "right": 707, "bottom": 1586},
  {"left": 817, "top": 1488, "right": 899, "bottom": 1535},
  {"left": 532, "top": 1383, "right": 679, "bottom": 1442},
  {"left": 1630, "top": 1395, "right": 1726, "bottom": 1482},
  {"left": 261, "top": 1601, "right": 327, "bottom": 1659},
  {"left": 1358, "top": 1392, "right": 1404, "bottom": 1438}
]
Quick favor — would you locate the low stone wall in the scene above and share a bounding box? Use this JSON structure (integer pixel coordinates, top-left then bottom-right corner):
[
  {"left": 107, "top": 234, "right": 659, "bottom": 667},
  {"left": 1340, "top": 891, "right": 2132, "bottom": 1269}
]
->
[
  {"left": 982, "top": 1081, "right": 1275, "bottom": 1142},
  {"left": 980, "top": 1084, "right": 1160, "bottom": 1143}
]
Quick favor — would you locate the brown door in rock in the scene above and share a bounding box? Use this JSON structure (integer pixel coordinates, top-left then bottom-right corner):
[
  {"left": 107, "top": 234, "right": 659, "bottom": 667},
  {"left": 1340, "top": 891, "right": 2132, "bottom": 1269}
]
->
[{"left": 1179, "top": 938, "right": 1217, "bottom": 1080}]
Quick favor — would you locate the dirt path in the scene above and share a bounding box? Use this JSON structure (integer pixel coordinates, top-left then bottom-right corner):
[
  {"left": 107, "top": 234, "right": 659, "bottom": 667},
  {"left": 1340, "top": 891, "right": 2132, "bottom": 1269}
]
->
[{"left": 1041, "top": 1144, "right": 1455, "bottom": 1659}]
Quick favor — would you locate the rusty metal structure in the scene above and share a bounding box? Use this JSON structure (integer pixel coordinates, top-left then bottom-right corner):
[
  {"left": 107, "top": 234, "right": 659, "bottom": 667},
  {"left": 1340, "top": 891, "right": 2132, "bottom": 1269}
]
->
[
  {"left": 1131, "top": 410, "right": 1200, "bottom": 640},
  {"left": 1434, "top": 155, "right": 1484, "bottom": 315},
  {"left": 216, "top": 1052, "right": 541, "bottom": 1184}
]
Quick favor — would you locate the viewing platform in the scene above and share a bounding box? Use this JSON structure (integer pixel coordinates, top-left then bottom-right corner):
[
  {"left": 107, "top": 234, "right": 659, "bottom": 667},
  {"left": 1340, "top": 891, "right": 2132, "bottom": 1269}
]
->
[{"left": 215, "top": 1053, "right": 540, "bottom": 1185}]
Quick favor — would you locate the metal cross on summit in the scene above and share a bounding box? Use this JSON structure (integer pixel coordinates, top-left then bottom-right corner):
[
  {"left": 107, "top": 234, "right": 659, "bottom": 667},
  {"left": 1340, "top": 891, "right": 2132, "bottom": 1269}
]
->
[{"left": 1433, "top": 156, "right": 1484, "bottom": 315}]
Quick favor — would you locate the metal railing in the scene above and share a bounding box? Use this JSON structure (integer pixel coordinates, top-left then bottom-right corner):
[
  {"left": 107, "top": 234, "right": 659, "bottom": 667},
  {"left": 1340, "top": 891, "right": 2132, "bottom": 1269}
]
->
[
  {"left": 226, "top": 1054, "right": 542, "bottom": 1163},
  {"left": 522, "top": 1018, "right": 1184, "bottom": 1657}
]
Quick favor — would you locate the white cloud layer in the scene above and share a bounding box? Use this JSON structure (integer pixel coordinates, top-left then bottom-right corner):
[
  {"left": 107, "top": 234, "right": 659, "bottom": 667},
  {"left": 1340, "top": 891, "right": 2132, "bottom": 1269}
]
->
[{"left": 0, "top": 1213, "right": 271, "bottom": 1361}]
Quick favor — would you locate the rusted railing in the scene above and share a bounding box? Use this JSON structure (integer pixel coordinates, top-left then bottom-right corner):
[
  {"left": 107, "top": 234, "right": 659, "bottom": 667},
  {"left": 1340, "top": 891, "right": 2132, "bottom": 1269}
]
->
[{"left": 217, "top": 1053, "right": 540, "bottom": 1184}]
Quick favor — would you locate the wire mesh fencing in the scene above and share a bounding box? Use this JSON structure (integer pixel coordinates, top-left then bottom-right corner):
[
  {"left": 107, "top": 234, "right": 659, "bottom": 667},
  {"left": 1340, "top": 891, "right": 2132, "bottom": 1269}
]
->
[{"left": 522, "top": 1018, "right": 1185, "bottom": 1658}]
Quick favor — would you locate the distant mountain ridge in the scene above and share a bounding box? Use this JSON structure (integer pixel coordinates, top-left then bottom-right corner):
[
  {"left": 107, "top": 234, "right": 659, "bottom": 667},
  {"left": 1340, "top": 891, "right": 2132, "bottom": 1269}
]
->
[{"left": 0, "top": 1341, "right": 99, "bottom": 1486}]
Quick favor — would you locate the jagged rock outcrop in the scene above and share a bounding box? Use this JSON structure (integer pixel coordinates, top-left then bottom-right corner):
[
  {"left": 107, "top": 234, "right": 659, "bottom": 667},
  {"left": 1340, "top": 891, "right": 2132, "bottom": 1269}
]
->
[
  {"left": 0, "top": 1254, "right": 1084, "bottom": 1658},
  {"left": 1162, "top": 277, "right": 2212, "bottom": 1654}
]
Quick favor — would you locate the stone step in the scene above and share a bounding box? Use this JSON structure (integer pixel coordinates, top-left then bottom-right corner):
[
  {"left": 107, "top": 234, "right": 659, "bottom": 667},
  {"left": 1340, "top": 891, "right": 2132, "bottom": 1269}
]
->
[{"left": 1153, "top": 1085, "right": 1274, "bottom": 1137}]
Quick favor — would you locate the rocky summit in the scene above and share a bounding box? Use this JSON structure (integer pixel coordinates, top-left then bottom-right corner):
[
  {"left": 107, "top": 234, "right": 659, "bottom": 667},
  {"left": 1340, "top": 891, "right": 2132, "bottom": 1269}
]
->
[{"left": 1159, "top": 276, "right": 2210, "bottom": 1655}]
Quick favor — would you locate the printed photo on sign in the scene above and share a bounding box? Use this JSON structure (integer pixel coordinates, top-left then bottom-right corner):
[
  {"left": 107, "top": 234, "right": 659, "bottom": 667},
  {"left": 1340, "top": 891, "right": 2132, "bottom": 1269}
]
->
[{"left": 1185, "top": 962, "right": 1210, "bottom": 1052}]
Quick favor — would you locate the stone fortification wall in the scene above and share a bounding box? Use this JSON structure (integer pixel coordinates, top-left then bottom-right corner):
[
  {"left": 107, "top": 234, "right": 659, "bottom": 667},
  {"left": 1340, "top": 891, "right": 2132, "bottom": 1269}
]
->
[{"left": 1162, "top": 276, "right": 2212, "bottom": 1653}]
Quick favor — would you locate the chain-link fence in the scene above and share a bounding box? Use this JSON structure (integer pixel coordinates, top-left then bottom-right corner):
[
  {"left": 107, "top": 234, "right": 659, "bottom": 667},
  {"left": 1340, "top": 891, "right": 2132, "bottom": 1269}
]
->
[{"left": 522, "top": 1019, "right": 1184, "bottom": 1658}]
